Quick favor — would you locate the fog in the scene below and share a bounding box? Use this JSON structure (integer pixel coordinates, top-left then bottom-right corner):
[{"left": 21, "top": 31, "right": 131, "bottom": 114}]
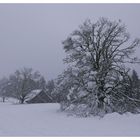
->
[{"left": 0, "top": 4, "right": 140, "bottom": 80}]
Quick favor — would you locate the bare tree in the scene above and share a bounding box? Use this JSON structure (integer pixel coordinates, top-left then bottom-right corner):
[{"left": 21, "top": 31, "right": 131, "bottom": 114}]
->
[
  {"left": 62, "top": 18, "right": 140, "bottom": 116},
  {"left": 7, "top": 68, "right": 46, "bottom": 104}
]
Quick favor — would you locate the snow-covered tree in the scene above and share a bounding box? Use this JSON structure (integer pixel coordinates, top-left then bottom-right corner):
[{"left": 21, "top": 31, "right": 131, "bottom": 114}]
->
[
  {"left": 52, "top": 69, "right": 75, "bottom": 103},
  {"left": 36, "top": 76, "right": 47, "bottom": 91},
  {"left": 61, "top": 18, "right": 140, "bottom": 116},
  {"left": 7, "top": 68, "right": 46, "bottom": 104},
  {"left": 46, "top": 80, "right": 55, "bottom": 94},
  {"left": 131, "top": 70, "right": 140, "bottom": 90}
]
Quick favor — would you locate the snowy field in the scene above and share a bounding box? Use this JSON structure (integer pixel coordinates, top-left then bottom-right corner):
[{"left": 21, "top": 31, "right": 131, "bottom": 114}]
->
[{"left": 0, "top": 101, "right": 140, "bottom": 136}]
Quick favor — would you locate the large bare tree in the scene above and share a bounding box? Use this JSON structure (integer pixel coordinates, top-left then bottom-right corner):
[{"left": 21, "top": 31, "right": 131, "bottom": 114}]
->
[{"left": 62, "top": 18, "right": 140, "bottom": 115}]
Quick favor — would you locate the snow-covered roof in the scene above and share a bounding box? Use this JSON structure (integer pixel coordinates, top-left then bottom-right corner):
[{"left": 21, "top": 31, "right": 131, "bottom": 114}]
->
[{"left": 26, "top": 89, "right": 42, "bottom": 101}]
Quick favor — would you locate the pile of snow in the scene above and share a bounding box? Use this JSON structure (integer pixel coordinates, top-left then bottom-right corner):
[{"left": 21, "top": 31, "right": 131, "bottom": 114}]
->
[{"left": 0, "top": 102, "right": 140, "bottom": 136}]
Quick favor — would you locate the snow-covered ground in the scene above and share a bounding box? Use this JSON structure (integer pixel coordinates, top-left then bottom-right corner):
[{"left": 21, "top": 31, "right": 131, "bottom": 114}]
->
[{"left": 0, "top": 101, "right": 140, "bottom": 136}]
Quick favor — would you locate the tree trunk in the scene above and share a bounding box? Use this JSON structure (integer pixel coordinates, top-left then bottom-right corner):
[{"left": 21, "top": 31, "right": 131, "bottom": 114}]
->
[
  {"left": 2, "top": 97, "right": 5, "bottom": 102},
  {"left": 97, "top": 82, "right": 105, "bottom": 109},
  {"left": 20, "top": 98, "right": 24, "bottom": 104}
]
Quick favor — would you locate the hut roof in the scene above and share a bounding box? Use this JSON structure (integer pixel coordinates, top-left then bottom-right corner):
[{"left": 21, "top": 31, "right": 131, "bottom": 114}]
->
[
  {"left": 25, "top": 89, "right": 53, "bottom": 103},
  {"left": 26, "top": 89, "right": 42, "bottom": 101}
]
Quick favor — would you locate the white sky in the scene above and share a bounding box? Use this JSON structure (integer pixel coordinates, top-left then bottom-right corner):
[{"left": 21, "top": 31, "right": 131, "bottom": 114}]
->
[{"left": 0, "top": 4, "right": 140, "bottom": 80}]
